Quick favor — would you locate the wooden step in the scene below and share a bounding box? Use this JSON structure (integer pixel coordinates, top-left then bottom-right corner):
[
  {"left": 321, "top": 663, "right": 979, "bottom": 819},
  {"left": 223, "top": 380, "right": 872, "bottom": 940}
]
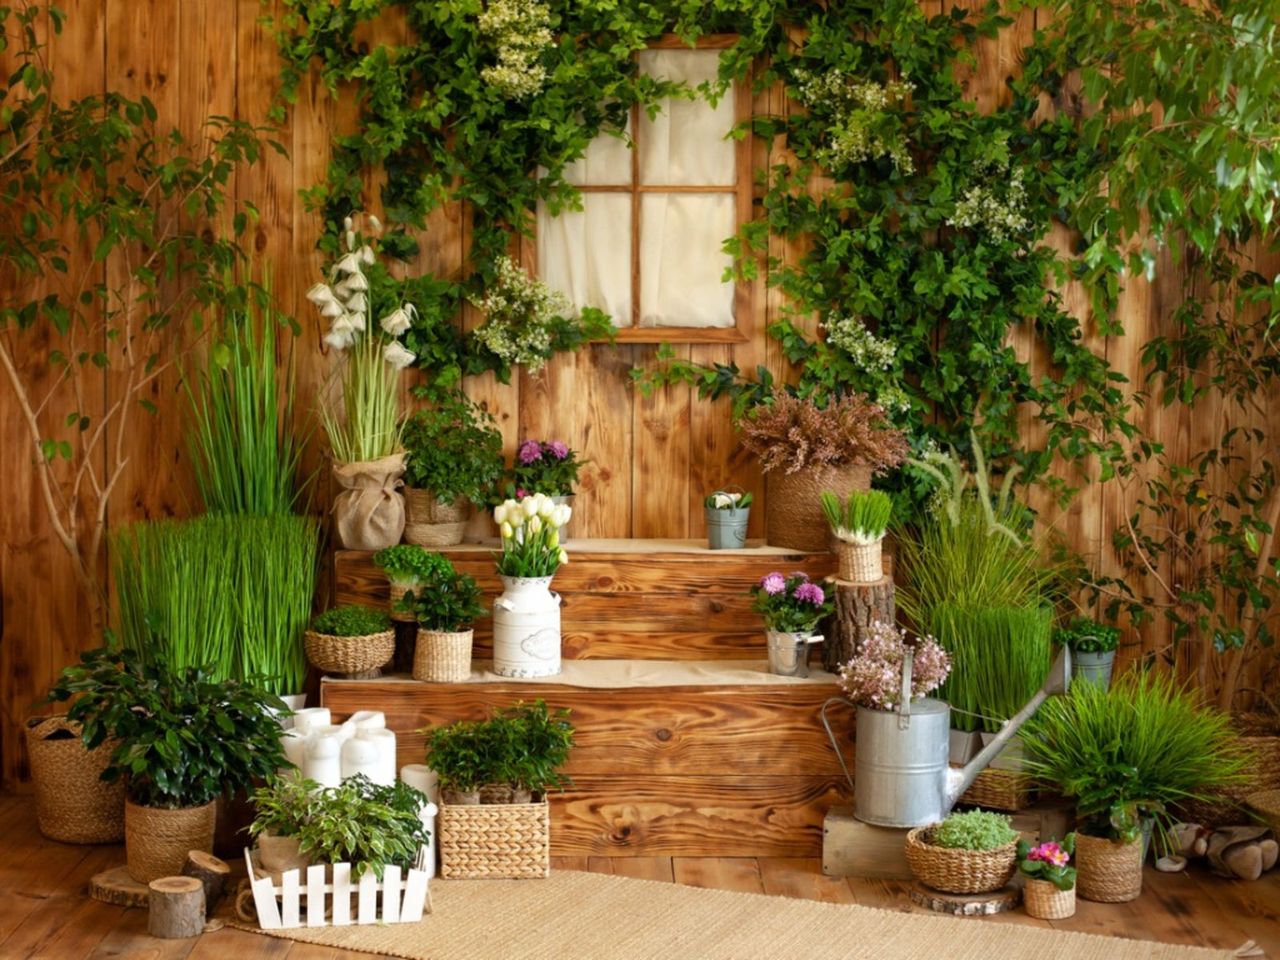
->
[
  {"left": 321, "top": 664, "right": 855, "bottom": 857},
  {"left": 335, "top": 539, "right": 836, "bottom": 661}
]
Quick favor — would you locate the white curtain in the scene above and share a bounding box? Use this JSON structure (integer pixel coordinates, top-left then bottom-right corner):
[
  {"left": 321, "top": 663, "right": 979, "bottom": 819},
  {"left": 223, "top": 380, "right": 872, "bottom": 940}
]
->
[
  {"left": 637, "top": 49, "right": 735, "bottom": 186},
  {"left": 536, "top": 195, "right": 633, "bottom": 325}
]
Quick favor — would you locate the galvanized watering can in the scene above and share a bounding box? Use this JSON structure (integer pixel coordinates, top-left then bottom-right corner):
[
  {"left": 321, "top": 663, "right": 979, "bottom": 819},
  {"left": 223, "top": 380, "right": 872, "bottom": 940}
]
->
[{"left": 824, "top": 647, "right": 1071, "bottom": 828}]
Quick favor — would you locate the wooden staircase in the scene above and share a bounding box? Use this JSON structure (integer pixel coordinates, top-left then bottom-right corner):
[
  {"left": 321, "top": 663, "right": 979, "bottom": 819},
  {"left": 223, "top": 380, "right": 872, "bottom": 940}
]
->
[{"left": 325, "top": 539, "right": 854, "bottom": 857}]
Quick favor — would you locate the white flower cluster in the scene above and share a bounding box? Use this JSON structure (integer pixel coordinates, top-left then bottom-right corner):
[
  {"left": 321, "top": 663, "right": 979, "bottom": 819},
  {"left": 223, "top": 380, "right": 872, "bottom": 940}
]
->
[
  {"left": 477, "top": 0, "right": 553, "bottom": 100},
  {"left": 947, "top": 164, "right": 1031, "bottom": 242},
  {"left": 472, "top": 255, "right": 572, "bottom": 374},
  {"left": 823, "top": 314, "right": 912, "bottom": 414},
  {"left": 794, "top": 69, "right": 915, "bottom": 174},
  {"left": 306, "top": 215, "right": 416, "bottom": 369}
]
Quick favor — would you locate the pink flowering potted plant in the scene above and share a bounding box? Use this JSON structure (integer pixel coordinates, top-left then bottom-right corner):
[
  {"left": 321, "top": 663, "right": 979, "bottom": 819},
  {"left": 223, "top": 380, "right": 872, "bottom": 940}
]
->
[
  {"left": 509, "top": 439, "right": 583, "bottom": 542},
  {"left": 750, "top": 572, "right": 833, "bottom": 677},
  {"left": 1017, "top": 835, "right": 1077, "bottom": 919}
]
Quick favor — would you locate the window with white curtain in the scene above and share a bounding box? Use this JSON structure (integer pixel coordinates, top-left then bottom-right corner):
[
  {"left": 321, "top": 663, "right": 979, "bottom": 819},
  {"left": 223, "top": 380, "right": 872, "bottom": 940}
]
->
[{"left": 536, "top": 41, "right": 752, "bottom": 343}]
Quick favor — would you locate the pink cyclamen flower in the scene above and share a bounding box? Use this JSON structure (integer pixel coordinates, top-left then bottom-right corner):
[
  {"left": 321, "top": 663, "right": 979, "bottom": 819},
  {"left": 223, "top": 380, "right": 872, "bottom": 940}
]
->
[
  {"left": 794, "top": 582, "right": 826, "bottom": 605},
  {"left": 547, "top": 440, "right": 570, "bottom": 460},
  {"left": 760, "top": 572, "right": 787, "bottom": 595},
  {"left": 515, "top": 487, "right": 528, "bottom": 499},
  {"left": 517, "top": 439, "right": 542, "bottom": 464}
]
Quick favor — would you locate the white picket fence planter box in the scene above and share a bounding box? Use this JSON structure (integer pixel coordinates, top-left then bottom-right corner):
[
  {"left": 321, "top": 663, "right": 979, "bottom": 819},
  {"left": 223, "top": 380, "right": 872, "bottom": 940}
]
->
[{"left": 244, "top": 849, "right": 432, "bottom": 929}]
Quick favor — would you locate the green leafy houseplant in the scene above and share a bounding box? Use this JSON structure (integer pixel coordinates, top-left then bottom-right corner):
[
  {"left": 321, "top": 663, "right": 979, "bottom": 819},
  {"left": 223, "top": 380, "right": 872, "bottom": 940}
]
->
[
  {"left": 1017, "top": 836, "right": 1077, "bottom": 892},
  {"left": 399, "top": 566, "right": 486, "bottom": 633},
  {"left": 373, "top": 545, "right": 452, "bottom": 585},
  {"left": 1054, "top": 617, "right": 1121, "bottom": 655},
  {"left": 821, "top": 489, "right": 892, "bottom": 544},
  {"left": 424, "top": 719, "right": 494, "bottom": 799},
  {"left": 1020, "top": 670, "right": 1251, "bottom": 841},
  {"left": 47, "top": 648, "right": 288, "bottom": 809},
  {"left": 509, "top": 440, "right": 583, "bottom": 498},
  {"left": 930, "top": 810, "right": 1019, "bottom": 851},
  {"left": 401, "top": 393, "right": 505, "bottom": 505},
  {"left": 310, "top": 606, "right": 392, "bottom": 638},
  {"left": 249, "top": 771, "right": 319, "bottom": 840}
]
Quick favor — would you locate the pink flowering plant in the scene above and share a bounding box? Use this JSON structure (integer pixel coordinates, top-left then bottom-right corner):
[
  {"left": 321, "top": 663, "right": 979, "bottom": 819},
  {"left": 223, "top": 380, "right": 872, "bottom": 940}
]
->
[
  {"left": 750, "top": 572, "right": 833, "bottom": 633},
  {"left": 1017, "top": 835, "right": 1077, "bottom": 891},
  {"left": 508, "top": 439, "right": 583, "bottom": 497},
  {"left": 837, "top": 620, "right": 951, "bottom": 710}
]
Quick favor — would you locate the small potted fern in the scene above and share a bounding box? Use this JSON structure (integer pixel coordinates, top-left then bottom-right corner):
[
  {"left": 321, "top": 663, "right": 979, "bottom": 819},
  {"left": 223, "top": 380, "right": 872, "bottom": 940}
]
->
[
  {"left": 399, "top": 558, "right": 486, "bottom": 683},
  {"left": 704, "top": 489, "right": 753, "bottom": 549},
  {"left": 821, "top": 489, "right": 892, "bottom": 582},
  {"left": 373, "top": 545, "right": 452, "bottom": 622},
  {"left": 1054, "top": 616, "right": 1121, "bottom": 690},
  {"left": 304, "top": 606, "right": 395, "bottom": 679},
  {"left": 905, "top": 810, "right": 1019, "bottom": 894}
]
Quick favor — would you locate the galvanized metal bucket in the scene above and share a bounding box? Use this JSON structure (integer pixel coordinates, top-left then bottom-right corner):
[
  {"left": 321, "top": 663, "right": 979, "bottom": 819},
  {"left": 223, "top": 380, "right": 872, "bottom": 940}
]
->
[
  {"left": 706, "top": 507, "right": 750, "bottom": 549},
  {"left": 766, "top": 630, "right": 822, "bottom": 678},
  {"left": 1071, "top": 649, "right": 1115, "bottom": 690}
]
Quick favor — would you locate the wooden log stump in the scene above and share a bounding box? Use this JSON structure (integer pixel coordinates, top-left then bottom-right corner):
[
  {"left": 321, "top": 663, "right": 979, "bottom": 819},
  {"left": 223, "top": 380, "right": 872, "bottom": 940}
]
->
[
  {"left": 147, "top": 876, "right": 206, "bottom": 939},
  {"left": 909, "top": 881, "right": 1021, "bottom": 916},
  {"left": 181, "top": 850, "right": 230, "bottom": 914},
  {"left": 824, "top": 576, "right": 895, "bottom": 672}
]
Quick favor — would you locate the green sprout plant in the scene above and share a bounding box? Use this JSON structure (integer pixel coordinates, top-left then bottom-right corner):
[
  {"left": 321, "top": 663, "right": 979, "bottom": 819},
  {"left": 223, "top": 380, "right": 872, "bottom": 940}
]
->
[
  {"left": 930, "top": 810, "right": 1019, "bottom": 851},
  {"left": 310, "top": 606, "right": 392, "bottom": 638},
  {"left": 373, "top": 545, "right": 452, "bottom": 585},
  {"left": 821, "top": 489, "right": 892, "bottom": 544},
  {"left": 1054, "top": 617, "right": 1121, "bottom": 655}
]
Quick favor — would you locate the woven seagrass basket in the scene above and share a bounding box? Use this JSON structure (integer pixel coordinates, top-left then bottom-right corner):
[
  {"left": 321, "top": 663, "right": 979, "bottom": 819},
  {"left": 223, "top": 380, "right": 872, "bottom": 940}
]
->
[
  {"left": 905, "top": 826, "right": 1017, "bottom": 894},
  {"left": 1075, "top": 833, "right": 1142, "bottom": 902},
  {"left": 954, "top": 766, "right": 1035, "bottom": 812},
  {"left": 440, "top": 798, "right": 550, "bottom": 880},
  {"left": 304, "top": 629, "right": 395, "bottom": 678},
  {"left": 25, "top": 715, "right": 125, "bottom": 844},
  {"left": 413, "top": 628, "right": 473, "bottom": 683},
  {"left": 835, "top": 539, "right": 883, "bottom": 583},
  {"left": 403, "top": 487, "right": 469, "bottom": 547},
  {"left": 1023, "top": 878, "right": 1076, "bottom": 919},
  {"left": 125, "top": 798, "right": 218, "bottom": 884}
]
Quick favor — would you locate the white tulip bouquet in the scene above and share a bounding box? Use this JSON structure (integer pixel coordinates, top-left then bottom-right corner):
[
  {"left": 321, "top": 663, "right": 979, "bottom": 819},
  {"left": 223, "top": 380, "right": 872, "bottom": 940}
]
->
[
  {"left": 307, "top": 213, "right": 416, "bottom": 464},
  {"left": 494, "top": 493, "right": 571, "bottom": 578}
]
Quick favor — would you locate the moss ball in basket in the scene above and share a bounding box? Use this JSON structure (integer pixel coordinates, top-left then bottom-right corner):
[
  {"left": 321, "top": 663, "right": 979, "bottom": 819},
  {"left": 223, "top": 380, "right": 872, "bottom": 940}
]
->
[
  {"left": 905, "top": 810, "right": 1019, "bottom": 894},
  {"left": 304, "top": 605, "right": 395, "bottom": 678}
]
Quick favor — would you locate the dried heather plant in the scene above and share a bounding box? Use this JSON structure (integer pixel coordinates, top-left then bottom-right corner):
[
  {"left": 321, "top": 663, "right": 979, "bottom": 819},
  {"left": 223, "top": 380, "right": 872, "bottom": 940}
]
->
[{"left": 738, "top": 391, "right": 909, "bottom": 475}]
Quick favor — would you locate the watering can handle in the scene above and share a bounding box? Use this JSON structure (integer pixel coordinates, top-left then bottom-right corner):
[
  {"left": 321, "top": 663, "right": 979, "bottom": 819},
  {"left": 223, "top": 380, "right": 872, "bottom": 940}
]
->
[{"left": 897, "top": 648, "right": 914, "bottom": 729}]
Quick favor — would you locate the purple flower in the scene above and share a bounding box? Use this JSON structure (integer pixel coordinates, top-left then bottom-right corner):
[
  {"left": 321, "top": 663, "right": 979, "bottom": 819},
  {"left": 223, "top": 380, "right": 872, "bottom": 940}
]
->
[
  {"left": 517, "top": 439, "right": 542, "bottom": 465},
  {"left": 759, "top": 572, "right": 787, "bottom": 595},
  {"left": 789, "top": 571, "right": 811, "bottom": 582},
  {"left": 795, "top": 582, "right": 826, "bottom": 605},
  {"left": 547, "top": 440, "right": 570, "bottom": 460}
]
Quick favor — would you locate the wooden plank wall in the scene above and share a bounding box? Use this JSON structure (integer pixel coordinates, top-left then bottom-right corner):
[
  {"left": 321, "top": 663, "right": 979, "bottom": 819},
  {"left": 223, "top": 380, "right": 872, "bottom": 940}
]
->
[{"left": 1, "top": 0, "right": 1275, "bottom": 787}]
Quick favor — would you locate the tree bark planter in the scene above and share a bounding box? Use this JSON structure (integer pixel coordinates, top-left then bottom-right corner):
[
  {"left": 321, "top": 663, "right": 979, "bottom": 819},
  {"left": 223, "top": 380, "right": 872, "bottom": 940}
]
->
[
  {"left": 824, "top": 576, "right": 895, "bottom": 672},
  {"left": 332, "top": 453, "right": 407, "bottom": 551},
  {"left": 304, "top": 628, "right": 395, "bottom": 678},
  {"left": 25, "top": 715, "right": 124, "bottom": 844},
  {"left": 1075, "top": 833, "right": 1143, "bottom": 902},
  {"left": 403, "top": 487, "right": 469, "bottom": 547},
  {"left": 439, "top": 798, "right": 550, "bottom": 879},
  {"left": 413, "top": 628, "right": 474, "bottom": 682},
  {"left": 765, "top": 463, "right": 871, "bottom": 552},
  {"left": 125, "top": 799, "right": 218, "bottom": 884},
  {"left": 1024, "top": 879, "right": 1076, "bottom": 919}
]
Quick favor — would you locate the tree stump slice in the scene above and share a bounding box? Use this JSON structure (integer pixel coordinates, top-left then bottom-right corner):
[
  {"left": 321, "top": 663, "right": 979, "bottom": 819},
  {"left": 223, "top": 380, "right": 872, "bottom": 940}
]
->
[
  {"left": 909, "top": 882, "right": 1021, "bottom": 916},
  {"left": 147, "top": 876, "right": 207, "bottom": 939},
  {"left": 89, "top": 865, "right": 151, "bottom": 907},
  {"left": 825, "top": 576, "right": 896, "bottom": 672},
  {"left": 181, "top": 850, "right": 230, "bottom": 914}
]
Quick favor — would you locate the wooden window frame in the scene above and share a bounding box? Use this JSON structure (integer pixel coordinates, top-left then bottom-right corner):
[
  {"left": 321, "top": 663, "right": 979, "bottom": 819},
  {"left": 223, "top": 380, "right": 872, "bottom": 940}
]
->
[{"left": 567, "top": 34, "right": 755, "bottom": 345}]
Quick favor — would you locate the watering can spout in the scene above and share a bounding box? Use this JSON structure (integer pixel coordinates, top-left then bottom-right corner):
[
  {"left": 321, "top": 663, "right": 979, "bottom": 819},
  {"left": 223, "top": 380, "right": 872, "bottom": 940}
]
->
[{"left": 944, "top": 646, "right": 1071, "bottom": 810}]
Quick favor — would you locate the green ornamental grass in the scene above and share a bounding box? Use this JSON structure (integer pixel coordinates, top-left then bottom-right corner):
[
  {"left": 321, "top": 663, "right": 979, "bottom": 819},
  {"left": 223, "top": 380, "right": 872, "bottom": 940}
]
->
[
  {"left": 821, "top": 489, "right": 893, "bottom": 542},
  {"left": 323, "top": 333, "right": 403, "bottom": 464}
]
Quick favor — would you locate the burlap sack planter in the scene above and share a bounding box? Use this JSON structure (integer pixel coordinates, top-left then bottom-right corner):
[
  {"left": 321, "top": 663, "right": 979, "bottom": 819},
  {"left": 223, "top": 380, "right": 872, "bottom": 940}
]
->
[
  {"left": 413, "top": 628, "right": 474, "bottom": 683},
  {"left": 403, "top": 487, "right": 470, "bottom": 547},
  {"left": 766, "top": 463, "right": 872, "bottom": 552},
  {"left": 439, "top": 798, "right": 550, "bottom": 880},
  {"left": 332, "top": 453, "right": 407, "bottom": 551},
  {"left": 125, "top": 798, "right": 218, "bottom": 884},
  {"left": 25, "top": 715, "right": 125, "bottom": 844}
]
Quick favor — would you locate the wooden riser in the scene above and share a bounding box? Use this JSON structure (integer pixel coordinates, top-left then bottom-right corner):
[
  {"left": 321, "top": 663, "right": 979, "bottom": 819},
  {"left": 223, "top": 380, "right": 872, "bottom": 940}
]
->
[{"left": 322, "top": 675, "right": 855, "bottom": 857}]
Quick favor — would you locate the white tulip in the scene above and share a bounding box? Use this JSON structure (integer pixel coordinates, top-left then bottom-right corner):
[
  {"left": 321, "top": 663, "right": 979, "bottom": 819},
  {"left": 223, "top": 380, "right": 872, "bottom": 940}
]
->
[
  {"left": 537, "top": 498, "right": 554, "bottom": 520},
  {"left": 521, "top": 498, "right": 539, "bottom": 518},
  {"left": 494, "top": 504, "right": 508, "bottom": 525},
  {"left": 503, "top": 498, "right": 520, "bottom": 515},
  {"left": 344, "top": 272, "right": 370, "bottom": 292},
  {"left": 323, "top": 329, "right": 351, "bottom": 351},
  {"left": 713, "top": 493, "right": 732, "bottom": 509},
  {"left": 320, "top": 300, "right": 345, "bottom": 319},
  {"left": 345, "top": 292, "right": 368, "bottom": 314},
  {"left": 381, "top": 307, "right": 412, "bottom": 337},
  {"left": 552, "top": 504, "right": 572, "bottom": 527},
  {"left": 307, "top": 282, "right": 337, "bottom": 306},
  {"left": 558, "top": 549, "right": 569, "bottom": 565},
  {"left": 500, "top": 521, "right": 514, "bottom": 539},
  {"left": 528, "top": 515, "right": 542, "bottom": 534},
  {"left": 383, "top": 341, "right": 415, "bottom": 370},
  {"left": 334, "top": 252, "right": 363, "bottom": 275}
]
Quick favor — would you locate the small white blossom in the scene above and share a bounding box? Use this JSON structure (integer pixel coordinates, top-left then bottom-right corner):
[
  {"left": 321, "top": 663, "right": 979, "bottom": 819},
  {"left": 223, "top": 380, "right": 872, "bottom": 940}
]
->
[
  {"left": 343, "top": 272, "right": 369, "bottom": 293},
  {"left": 307, "top": 282, "right": 338, "bottom": 306},
  {"left": 345, "top": 292, "right": 368, "bottom": 314},
  {"left": 324, "top": 329, "right": 352, "bottom": 351},
  {"left": 334, "top": 252, "right": 363, "bottom": 275},
  {"left": 383, "top": 341, "right": 416, "bottom": 370},
  {"left": 947, "top": 162, "right": 1031, "bottom": 242},
  {"left": 381, "top": 306, "right": 413, "bottom": 337},
  {"left": 320, "top": 299, "right": 345, "bottom": 319}
]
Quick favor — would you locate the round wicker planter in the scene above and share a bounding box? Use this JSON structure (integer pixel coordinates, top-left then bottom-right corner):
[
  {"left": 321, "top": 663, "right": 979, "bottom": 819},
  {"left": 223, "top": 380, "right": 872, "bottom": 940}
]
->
[
  {"left": 765, "top": 464, "right": 872, "bottom": 552},
  {"left": 387, "top": 576, "right": 420, "bottom": 623},
  {"left": 404, "top": 487, "right": 469, "bottom": 547},
  {"left": 905, "top": 826, "right": 1018, "bottom": 894},
  {"left": 1023, "top": 878, "right": 1076, "bottom": 919},
  {"left": 835, "top": 539, "right": 883, "bottom": 582},
  {"left": 25, "top": 715, "right": 125, "bottom": 844},
  {"left": 125, "top": 799, "right": 218, "bottom": 884},
  {"left": 413, "top": 628, "right": 474, "bottom": 683},
  {"left": 1075, "top": 833, "right": 1143, "bottom": 902},
  {"left": 304, "top": 629, "right": 395, "bottom": 678}
]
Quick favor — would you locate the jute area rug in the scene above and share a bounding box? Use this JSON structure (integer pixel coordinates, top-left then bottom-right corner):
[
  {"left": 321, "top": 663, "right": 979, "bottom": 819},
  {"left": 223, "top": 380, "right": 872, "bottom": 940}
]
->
[{"left": 234, "top": 870, "right": 1234, "bottom": 960}]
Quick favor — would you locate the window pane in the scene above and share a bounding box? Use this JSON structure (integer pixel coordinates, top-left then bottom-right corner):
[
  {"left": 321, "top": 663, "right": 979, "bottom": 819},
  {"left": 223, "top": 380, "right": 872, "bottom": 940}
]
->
[
  {"left": 562, "top": 116, "right": 633, "bottom": 186},
  {"left": 637, "top": 49, "right": 735, "bottom": 187},
  {"left": 639, "top": 193, "right": 734, "bottom": 328},
  {"left": 536, "top": 194, "right": 633, "bottom": 327}
]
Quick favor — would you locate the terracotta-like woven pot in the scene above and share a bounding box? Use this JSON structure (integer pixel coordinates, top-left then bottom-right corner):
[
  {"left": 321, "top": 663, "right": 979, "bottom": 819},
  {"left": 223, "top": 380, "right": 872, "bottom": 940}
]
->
[
  {"left": 404, "top": 487, "right": 469, "bottom": 547},
  {"left": 766, "top": 464, "right": 872, "bottom": 552},
  {"left": 125, "top": 799, "right": 217, "bottom": 883},
  {"left": 1076, "top": 833, "right": 1143, "bottom": 902}
]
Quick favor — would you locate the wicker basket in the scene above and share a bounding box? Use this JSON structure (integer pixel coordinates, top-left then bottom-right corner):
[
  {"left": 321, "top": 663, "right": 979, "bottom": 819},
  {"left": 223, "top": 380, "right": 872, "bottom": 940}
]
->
[
  {"left": 1023, "top": 878, "right": 1076, "bottom": 919},
  {"left": 765, "top": 464, "right": 872, "bottom": 553},
  {"left": 1075, "top": 833, "right": 1143, "bottom": 902},
  {"left": 439, "top": 798, "right": 550, "bottom": 879},
  {"left": 125, "top": 799, "right": 218, "bottom": 883},
  {"left": 835, "top": 539, "right": 883, "bottom": 583},
  {"left": 387, "top": 576, "right": 420, "bottom": 623},
  {"left": 404, "top": 487, "right": 469, "bottom": 547},
  {"left": 413, "top": 628, "right": 474, "bottom": 683},
  {"left": 304, "top": 629, "right": 395, "bottom": 678},
  {"left": 954, "top": 766, "right": 1035, "bottom": 812},
  {"left": 1246, "top": 789, "right": 1280, "bottom": 834},
  {"left": 905, "top": 826, "right": 1017, "bottom": 894},
  {"left": 1178, "top": 716, "right": 1280, "bottom": 826},
  {"left": 25, "top": 715, "right": 125, "bottom": 844}
]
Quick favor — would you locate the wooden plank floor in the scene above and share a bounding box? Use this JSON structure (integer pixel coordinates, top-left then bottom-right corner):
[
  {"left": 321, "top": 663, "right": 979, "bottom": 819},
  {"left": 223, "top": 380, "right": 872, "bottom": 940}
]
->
[{"left": 2, "top": 793, "right": 1277, "bottom": 958}]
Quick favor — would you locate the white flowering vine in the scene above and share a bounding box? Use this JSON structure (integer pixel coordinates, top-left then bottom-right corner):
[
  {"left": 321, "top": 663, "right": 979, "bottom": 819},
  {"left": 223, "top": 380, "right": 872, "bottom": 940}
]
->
[
  {"left": 947, "top": 162, "right": 1032, "bottom": 242},
  {"left": 794, "top": 69, "right": 915, "bottom": 175},
  {"left": 472, "top": 255, "right": 573, "bottom": 374},
  {"left": 477, "top": 0, "right": 554, "bottom": 100}
]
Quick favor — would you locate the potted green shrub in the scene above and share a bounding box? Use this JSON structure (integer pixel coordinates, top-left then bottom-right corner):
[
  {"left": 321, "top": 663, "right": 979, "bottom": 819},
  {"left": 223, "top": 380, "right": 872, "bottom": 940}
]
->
[
  {"left": 509, "top": 439, "right": 584, "bottom": 541},
  {"left": 424, "top": 719, "right": 493, "bottom": 806},
  {"left": 1054, "top": 616, "right": 1121, "bottom": 689},
  {"left": 249, "top": 771, "right": 319, "bottom": 874},
  {"left": 304, "top": 605, "right": 395, "bottom": 679},
  {"left": 905, "top": 809, "right": 1019, "bottom": 894},
  {"left": 400, "top": 558, "right": 486, "bottom": 682},
  {"left": 402, "top": 393, "right": 504, "bottom": 547},
  {"left": 491, "top": 701, "right": 575, "bottom": 804},
  {"left": 704, "top": 489, "right": 753, "bottom": 550},
  {"left": 48, "top": 648, "right": 288, "bottom": 884},
  {"left": 1018, "top": 835, "right": 1078, "bottom": 919},
  {"left": 374, "top": 545, "right": 452, "bottom": 622},
  {"left": 821, "top": 488, "right": 892, "bottom": 582},
  {"left": 1021, "top": 670, "right": 1249, "bottom": 902}
]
